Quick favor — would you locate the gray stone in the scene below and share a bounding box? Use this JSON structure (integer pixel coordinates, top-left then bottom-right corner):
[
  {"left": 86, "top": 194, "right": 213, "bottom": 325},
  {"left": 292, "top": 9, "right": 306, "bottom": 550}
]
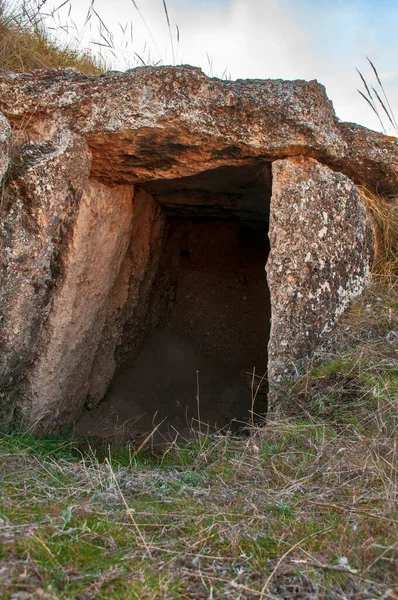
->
[
  {"left": 267, "top": 157, "right": 375, "bottom": 408},
  {"left": 0, "top": 112, "right": 10, "bottom": 180}
]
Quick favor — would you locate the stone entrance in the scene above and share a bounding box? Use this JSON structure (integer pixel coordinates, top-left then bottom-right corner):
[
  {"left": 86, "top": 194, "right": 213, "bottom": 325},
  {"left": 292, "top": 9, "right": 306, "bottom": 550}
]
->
[
  {"left": 0, "top": 66, "right": 381, "bottom": 434},
  {"left": 76, "top": 166, "right": 271, "bottom": 439},
  {"left": 77, "top": 218, "right": 270, "bottom": 439}
]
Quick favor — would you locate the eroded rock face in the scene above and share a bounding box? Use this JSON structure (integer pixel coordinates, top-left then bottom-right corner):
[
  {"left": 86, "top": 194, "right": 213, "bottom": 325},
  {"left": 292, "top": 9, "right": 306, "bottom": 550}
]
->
[
  {"left": 267, "top": 157, "right": 375, "bottom": 407},
  {"left": 0, "top": 65, "right": 389, "bottom": 430},
  {"left": 17, "top": 180, "right": 134, "bottom": 427},
  {"left": 86, "top": 188, "right": 167, "bottom": 411},
  {"left": 0, "top": 131, "right": 91, "bottom": 423},
  {"left": 0, "top": 113, "right": 10, "bottom": 179}
]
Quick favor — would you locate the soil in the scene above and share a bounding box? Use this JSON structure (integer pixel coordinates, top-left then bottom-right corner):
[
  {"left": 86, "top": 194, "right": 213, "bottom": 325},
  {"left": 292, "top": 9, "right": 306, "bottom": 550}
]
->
[{"left": 76, "top": 328, "right": 265, "bottom": 441}]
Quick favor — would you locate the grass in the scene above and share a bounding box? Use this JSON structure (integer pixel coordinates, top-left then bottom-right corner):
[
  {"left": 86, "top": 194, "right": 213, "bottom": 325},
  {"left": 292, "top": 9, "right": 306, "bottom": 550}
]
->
[
  {"left": 359, "top": 187, "right": 398, "bottom": 277},
  {"left": 0, "top": 0, "right": 104, "bottom": 73},
  {"left": 0, "top": 392, "right": 397, "bottom": 598}
]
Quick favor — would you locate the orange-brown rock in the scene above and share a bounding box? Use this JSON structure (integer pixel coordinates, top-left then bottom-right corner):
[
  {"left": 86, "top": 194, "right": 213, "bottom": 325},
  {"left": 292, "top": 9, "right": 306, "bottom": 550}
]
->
[
  {"left": 0, "top": 66, "right": 396, "bottom": 191},
  {"left": 331, "top": 123, "right": 398, "bottom": 195},
  {"left": 0, "top": 131, "right": 91, "bottom": 425},
  {"left": 0, "top": 66, "right": 389, "bottom": 430}
]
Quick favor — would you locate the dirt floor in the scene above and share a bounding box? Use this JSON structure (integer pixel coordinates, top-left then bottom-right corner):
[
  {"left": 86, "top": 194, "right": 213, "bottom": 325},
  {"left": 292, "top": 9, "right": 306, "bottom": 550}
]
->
[
  {"left": 76, "top": 219, "right": 270, "bottom": 443},
  {"left": 76, "top": 328, "right": 265, "bottom": 441}
]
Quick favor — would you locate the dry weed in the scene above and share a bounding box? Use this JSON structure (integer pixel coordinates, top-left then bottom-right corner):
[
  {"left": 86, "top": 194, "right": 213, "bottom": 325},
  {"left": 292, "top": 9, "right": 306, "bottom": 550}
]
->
[
  {"left": 0, "top": 0, "right": 103, "bottom": 73},
  {"left": 359, "top": 187, "right": 398, "bottom": 277}
]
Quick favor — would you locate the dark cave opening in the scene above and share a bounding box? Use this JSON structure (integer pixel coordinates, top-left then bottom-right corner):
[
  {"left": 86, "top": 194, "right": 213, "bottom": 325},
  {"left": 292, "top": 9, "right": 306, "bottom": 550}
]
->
[{"left": 77, "top": 164, "right": 272, "bottom": 442}]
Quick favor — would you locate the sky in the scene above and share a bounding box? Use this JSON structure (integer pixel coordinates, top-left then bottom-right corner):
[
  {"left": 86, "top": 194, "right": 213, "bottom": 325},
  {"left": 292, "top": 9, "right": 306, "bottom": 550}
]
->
[{"left": 43, "top": 0, "right": 398, "bottom": 134}]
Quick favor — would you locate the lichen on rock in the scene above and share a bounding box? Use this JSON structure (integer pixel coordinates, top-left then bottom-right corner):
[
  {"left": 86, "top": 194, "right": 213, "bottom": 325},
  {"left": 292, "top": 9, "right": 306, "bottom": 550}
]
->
[{"left": 267, "top": 156, "right": 375, "bottom": 408}]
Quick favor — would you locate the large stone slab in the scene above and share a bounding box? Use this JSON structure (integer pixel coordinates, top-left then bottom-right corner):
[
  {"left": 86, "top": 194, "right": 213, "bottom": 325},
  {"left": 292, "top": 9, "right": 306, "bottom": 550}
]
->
[
  {"left": 1, "top": 66, "right": 344, "bottom": 185},
  {"left": 267, "top": 157, "right": 375, "bottom": 408},
  {"left": 0, "top": 67, "right": 396, "bottom": 192},
  {"left": 0, "top": 131, "right": 91, "bottom": 423},
  {"left": 19, "top": 180, "right": 134, "bottom": 428}
]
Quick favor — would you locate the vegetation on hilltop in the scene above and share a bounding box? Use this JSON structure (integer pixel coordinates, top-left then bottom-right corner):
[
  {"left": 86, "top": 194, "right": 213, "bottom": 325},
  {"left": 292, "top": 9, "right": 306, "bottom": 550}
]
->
[
  {"left": 0, "top": 0, "right": 103, "bottom": 73},
  {"left": 0, "top": 0, "right": 180, "bottom": 73}
]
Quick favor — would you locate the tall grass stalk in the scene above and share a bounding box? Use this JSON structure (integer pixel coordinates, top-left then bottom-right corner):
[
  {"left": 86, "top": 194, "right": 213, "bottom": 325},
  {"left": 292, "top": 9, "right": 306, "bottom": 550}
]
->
[
  {"left": 42, "top": 0, "right": 181, "bottom": 69},
  {"left": 357, "top": 57, "right": 398, "bottom": 136},
  {"left": 0, "top": 0, "right": 232, "bottom": 78},
  {"left": 0, "top": 0, "right": 181, "bottom": 72}
]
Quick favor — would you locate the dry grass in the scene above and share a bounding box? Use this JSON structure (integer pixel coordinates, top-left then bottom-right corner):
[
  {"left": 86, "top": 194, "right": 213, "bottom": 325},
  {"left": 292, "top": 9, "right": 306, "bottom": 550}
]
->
[
  {"left": 359, "top": 188, "right": 398, "bottom": 278},
  {"left": 278, "top": 279, "right": 397, "bottom": 430},
  {"left": 0, "top": 0, "right": 182, "bottom": 74},
  {"left": 0, "top": 0, "right": 103, "bottom": 73}
]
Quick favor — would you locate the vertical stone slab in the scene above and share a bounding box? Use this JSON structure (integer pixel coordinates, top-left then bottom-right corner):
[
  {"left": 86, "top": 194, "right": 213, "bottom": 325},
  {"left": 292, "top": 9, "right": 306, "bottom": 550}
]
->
[
  {"left": 0, "top": 131, "right": 90, "bottom": 423},
  {"left": 20, "top": 180, "right": 134, "bottom": 430},
  {"left": 0, "top": 112, "right": 10, "bottom": 180},
  {"left": 267, "top": 156, "right": 374, "bottom": 409}
]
